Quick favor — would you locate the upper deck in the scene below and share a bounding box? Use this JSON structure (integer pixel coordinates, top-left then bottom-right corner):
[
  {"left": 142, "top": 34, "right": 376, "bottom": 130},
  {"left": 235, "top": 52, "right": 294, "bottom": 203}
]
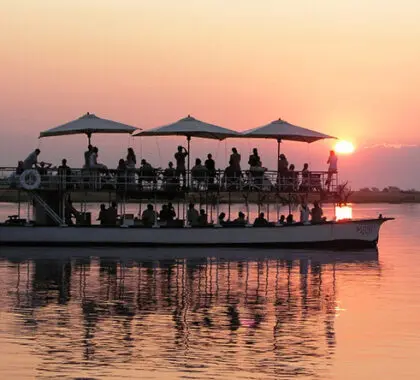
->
[{"left": 1, "top": 166, "right": 339, "bottom": 199}]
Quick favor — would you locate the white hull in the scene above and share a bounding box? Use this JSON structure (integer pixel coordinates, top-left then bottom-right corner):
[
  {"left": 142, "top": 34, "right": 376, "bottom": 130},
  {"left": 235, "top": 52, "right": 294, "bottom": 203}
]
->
[{"left": 0, "top": 218, "right": 392, "bottom": 249}]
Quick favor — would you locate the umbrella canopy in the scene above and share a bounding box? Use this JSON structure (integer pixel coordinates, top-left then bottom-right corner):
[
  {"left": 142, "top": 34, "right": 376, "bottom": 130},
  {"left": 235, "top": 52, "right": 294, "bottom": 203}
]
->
[
  {"left": 133, "top": 115, "right": 238, "bottom": 188},
  {"left": 133, "top": 115, "right": 238, "bottom": 140},
  {"left": 39, "top": 112, "right": 139, "bottom": 144},
  {"left": 242, "top": 118, "right": 335, "bottom": 143}
]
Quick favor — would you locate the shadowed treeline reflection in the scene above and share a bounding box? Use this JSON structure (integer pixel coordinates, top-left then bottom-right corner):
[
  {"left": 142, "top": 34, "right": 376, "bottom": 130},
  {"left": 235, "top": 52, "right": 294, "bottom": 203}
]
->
[{"left": 0, "top": 250, "right": 380, "bottom": 379}]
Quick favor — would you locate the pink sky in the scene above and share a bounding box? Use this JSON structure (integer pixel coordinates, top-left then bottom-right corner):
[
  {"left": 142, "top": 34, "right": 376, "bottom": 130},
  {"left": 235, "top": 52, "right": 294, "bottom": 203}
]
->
[{"left": 1, "top": 0, "right": 420, "bottom": 189}]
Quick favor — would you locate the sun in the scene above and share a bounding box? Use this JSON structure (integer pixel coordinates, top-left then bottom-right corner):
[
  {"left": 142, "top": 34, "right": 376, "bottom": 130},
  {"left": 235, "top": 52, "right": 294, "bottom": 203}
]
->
[{"left": 334, "top": 140, "right": 355, "bottom": 154}]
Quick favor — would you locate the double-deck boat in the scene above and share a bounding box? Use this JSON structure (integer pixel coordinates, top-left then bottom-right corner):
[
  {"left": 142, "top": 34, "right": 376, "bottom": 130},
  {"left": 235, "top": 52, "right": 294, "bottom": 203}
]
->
[{"left": 0, "top": 113, "right": 393, "bottom": 248}]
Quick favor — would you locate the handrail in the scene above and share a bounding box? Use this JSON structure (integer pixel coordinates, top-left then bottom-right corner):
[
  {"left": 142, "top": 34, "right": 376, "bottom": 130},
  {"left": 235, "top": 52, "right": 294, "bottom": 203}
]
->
[{"left": 0, "top": 166, "right": 339, "bottom": 194}]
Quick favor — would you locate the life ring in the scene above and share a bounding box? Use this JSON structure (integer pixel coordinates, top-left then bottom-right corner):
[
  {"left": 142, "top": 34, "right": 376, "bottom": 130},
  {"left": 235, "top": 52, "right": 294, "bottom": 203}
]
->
[{"left": 19, "top": 169, "right": 41, "bottom": 190}]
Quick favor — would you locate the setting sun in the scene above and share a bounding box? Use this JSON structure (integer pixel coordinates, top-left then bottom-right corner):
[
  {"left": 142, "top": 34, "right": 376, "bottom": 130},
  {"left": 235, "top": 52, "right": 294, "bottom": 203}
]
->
[{"left": 334, "top": 140, "right": 355, "bottom": 154}]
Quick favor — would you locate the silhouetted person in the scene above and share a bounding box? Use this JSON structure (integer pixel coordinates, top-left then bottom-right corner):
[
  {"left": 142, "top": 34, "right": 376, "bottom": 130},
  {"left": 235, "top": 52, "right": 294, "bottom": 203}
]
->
[
  {"left": 84, "top": 145, "right": 93, "bottom": 168},
  {"left": 107, "top": 201, "right": 118, "bottom": 226},
  {"left": 97, "top": 204, "right": 107, "bottom": 225},
  {"left": 278, "top": 153, "right": 289, "bottom": 189},
  {"left": 58, "top": 159, "right": 72, "bottom": 187},
  {"left": 205, "top": 154, "right": 216, "bottom": 184},
  {"left": 234, "top": 211, "right": 246, "bottom": 225},
  {"left": 23, "top": 148, "right": 40, "bottom": 170},
  {"left": 230, "top": 147, "right": 241, "bottom": 172},
  {"left": 248, "top": 148, "right": 261, "bottom": 168},
  {"left": 174, "top": 145, "right": 188, "bottom": 184},
  {"left": 326, "top": 150, "right": 337, "bottom": 190},
  {"left": 187, "top": 203, "right": 199, "bottom": 226},
  {"left": 141, "top": 204, "right": 156, "bottom": 227},
  {"left": 311, "top": 201, "right": 324, "bottom": 223},
  {"left": 218, "top": 212, "right": 226, "bottom": 225},
  {"left": 16, "top": 161, "right": 24, "bottom": 175},
  {"left": 253, "top": 212, "right": 269, "bottom": 227},
  {"left": 197, "top": 209, "right": 208, "bottom": 226}
]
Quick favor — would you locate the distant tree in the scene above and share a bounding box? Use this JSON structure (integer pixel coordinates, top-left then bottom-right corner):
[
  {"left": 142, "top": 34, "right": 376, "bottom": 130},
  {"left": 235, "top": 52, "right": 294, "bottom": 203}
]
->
[
  {"left": 388, "top": 186, "right": 401, "bottom": 192},
  {"left": 359, "top": 187, "right": 371, "bottom": 192},
  {"left": 382, "top": 187, "right": 389, "bottom": 192},
  {"left": 371, "top": 187, "right": 380, "bottom": 192}
]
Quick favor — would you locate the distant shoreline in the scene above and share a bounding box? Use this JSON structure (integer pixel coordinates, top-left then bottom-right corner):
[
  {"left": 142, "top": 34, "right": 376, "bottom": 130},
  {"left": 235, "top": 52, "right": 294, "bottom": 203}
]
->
[{"left": 1, "top": 189, "right": 419, "bottom": 204}]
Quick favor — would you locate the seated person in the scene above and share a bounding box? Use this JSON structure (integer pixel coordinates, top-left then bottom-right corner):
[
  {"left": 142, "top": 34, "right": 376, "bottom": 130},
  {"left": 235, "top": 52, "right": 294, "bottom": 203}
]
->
[
  {"left": 187, "top": 203, "right": 199, "bottom": 226},
  {"left": 233, "top": 211, "right": 246, "bottom": 225},
  {"left": 16, "top": 161, "right": 24, "bottom": 175},
  {"left": 197, "top": 209, "right": 208, "bottom": 226},
  {"left": 286, "top": 214, "right": 294, "bottom": 224},
  {"left": 97, "top": 204, "right": 108, "bottom": 225},
  {"left": 163, "top": 161, "right": 178, "bottom": 190},
  {"left": 191, "top": 158, "right": 208, "bottom": 188},
  {"left": 311, "top": 201, "right": 324, "bottom": 223},
  {"left": 167, "top": 202, "right": 176, "bottom": 221},
  {"left": 300, "top": 203, "right": 310, "bottom": 223},
  {"left": 107, "top": 201, "right": 118, "bottom": 226},
  {"left": 139, "top": 158, "right": 155, "bottom": 182},
  {"left": 223, "top": 160, "right": 241, "bottom": 190},
  {"left": 36, "top": 161, "right": 52, "bottom": 182},
  {"left": 218, "top": 212, "right": 226, "bottom": 225},
  {"left": 159, "top": 204, "right": 170, "bottom": 223},
  {"left": 90, "top": 147, "right": 109, "bottom": 173},
  {"left": 253, "top": 212, "right": 269, "bottom": 227},
  {"left": 141, "top": 204, "right": 156, "bottom": 226},
  {"left": 278, "top": 215, "right": 286, "bottom": 225}
]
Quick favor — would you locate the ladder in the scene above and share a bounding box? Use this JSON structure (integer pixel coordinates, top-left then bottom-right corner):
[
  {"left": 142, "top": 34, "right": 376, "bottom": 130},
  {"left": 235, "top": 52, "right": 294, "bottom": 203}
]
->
[{"left": 30, "top": 192, "right": 67, "bottom": 226}]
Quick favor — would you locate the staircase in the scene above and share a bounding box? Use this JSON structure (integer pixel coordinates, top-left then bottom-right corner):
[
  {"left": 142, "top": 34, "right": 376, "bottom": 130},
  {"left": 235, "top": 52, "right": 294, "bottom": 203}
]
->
[{"left": 30, "top": 192, "right": 66, "bottom": 226}]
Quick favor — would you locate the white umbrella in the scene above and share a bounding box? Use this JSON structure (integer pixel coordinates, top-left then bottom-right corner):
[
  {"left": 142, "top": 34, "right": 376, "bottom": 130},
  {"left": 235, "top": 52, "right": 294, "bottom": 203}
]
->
[
  {"left": 133, "top": 115, "right": 239, "bottom": 182},
  {"left": 242, "top": 118, "right": 336, "bottom": 170},
  {"left": 39, "top": 112, "right": 139, "bottom": 144}
]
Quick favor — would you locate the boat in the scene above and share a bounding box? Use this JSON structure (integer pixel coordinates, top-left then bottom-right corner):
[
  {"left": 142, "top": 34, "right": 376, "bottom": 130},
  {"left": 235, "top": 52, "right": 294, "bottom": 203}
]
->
[
  {"left": 0, "top": 217, "right": 392, "bottom": 248},
  {"left": 0, "top": 113, "right": 394, "bottom": 248}
]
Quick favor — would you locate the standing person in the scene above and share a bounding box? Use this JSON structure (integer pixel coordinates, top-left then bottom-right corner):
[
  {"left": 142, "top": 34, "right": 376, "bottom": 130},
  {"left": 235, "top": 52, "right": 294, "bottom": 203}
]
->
[
  {"left": 126, "top": 147, "right": 136, "bottom": 183},
  {"left": 126, "top": 147, "right": 136, "bottom": 168},
  {"left": 174, "top": 145, "right": 188, "bottom": 186},
  {"left": 116, "top": 159, "right": 127, "bottom": 192},
  {"left": 230, "top": 148, "right": 241, "bottom": 172},
  {"left": 326, "top": 150, "right": 338, "bottom": 190},
  {"left": 23, "top": 149, "right": 40, "bottom": 170},
  {"left": 58, "top": 159, "right": 72, "bottom": 188},
  {"left": 205, "top": 153, "right": 216, "bottom": 184},
  {"left": 84, "top": 145, "right": 93, "bottom": 168},
  {"left": 277, "top": 154, "right": 289, "bottom": 190},
  {"left": 300, "top": 163, "right": 310, "bottom": 191}
]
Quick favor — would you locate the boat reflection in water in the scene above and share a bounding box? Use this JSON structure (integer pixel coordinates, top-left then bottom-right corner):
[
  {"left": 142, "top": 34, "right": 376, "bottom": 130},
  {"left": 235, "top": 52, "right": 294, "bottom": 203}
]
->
[{"left": 0, "top": 248, "right": 380, "bottom": 379}]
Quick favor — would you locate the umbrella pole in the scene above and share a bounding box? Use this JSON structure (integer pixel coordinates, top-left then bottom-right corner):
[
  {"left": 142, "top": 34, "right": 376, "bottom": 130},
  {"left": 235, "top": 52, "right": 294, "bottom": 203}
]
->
[
  {"left": 187, "top": 136, "right": 191, "bottom": 189},
  {"left": 277, "top": 139, "right": 281, "bottom": 188}
]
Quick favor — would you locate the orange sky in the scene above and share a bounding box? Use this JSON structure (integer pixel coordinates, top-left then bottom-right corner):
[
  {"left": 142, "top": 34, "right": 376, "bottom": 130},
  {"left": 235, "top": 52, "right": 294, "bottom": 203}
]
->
[{"left": 1, "top": 1, "right": 420, "bottom": 187}]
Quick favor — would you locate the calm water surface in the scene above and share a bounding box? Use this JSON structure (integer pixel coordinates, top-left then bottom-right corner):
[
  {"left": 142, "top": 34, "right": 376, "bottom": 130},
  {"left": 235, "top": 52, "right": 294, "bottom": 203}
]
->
[{"left": 0, "top": 203, "right": 419, "bottom": 379}]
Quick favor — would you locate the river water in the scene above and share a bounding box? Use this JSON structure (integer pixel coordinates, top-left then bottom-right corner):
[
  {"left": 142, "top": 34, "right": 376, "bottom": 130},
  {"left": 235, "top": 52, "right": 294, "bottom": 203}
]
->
[{"left": 0, "top": 203, "right": 419, "bottom": 379}]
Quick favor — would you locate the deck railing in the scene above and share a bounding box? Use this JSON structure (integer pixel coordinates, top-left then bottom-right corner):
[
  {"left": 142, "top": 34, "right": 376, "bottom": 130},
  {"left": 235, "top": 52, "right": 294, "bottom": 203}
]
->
[{"left": 0, "top": 166, "right": 338, "bottom": 194}]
